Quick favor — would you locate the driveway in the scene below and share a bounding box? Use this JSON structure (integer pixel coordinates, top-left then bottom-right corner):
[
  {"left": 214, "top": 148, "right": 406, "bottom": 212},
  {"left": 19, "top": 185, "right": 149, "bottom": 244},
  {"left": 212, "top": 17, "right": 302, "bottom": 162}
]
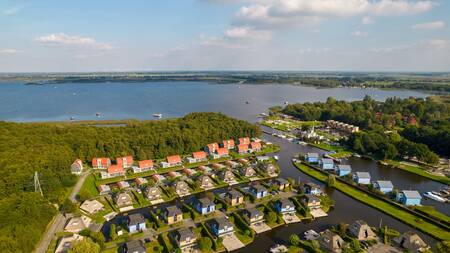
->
[
  {"left": 69, "top": 171, "right": 90, "bottom": 202},
  {"left": 250, "top": 222, "right": 271, "bottom": 234},
  {"left": 221, "top": 233, "right": 245, "bottom": 252},
  {"left": 282, "top": 213, "right": 301, "bottom": 224},
  {"left": 310, "top": 208, "right": 328, "bottom": 218}
]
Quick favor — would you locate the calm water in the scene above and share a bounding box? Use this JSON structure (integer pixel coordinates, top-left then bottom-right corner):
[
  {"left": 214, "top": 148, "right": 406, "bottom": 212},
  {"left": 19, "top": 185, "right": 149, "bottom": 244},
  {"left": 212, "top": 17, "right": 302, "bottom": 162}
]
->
[{"left": 0, "top": 81, "right": 429, "bottom": 122}]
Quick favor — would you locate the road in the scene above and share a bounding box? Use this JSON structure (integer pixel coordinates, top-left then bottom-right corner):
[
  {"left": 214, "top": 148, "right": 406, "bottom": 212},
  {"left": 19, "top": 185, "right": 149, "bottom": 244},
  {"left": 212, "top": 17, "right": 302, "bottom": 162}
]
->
[
  {"left": 69, "top": 171, "right": 90, "bottom": 202},
  {"left": 33, "top": 170, "right": 90, "bottom": 253}
]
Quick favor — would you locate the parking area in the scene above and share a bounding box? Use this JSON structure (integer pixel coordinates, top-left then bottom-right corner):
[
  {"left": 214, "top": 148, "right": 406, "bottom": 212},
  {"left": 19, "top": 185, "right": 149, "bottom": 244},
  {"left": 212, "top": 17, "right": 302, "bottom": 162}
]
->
[
  {"left": 282, "top": 213, "right": 301, "bottom": 224},
  {"left": 250, "top": 222, "right": 272, "bottom": 234},
  {"left": 221, "top": 233, "right": 245, "bottom": 251},
  {"left": 310, "top": 208, "right": 328, "bottom": 218}
]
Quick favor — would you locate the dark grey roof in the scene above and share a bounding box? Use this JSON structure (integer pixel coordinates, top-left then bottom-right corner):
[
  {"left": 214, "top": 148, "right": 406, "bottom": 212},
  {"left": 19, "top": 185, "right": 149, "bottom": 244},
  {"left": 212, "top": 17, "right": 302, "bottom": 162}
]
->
[
  {"left": 251, "top": 184, "right": 267, "bottom": 192},
  {"left": 227, "top": 189, "right": 243, "bottom": 198},
  {"left": 402, "top": 190, "right": 421, "bottom": 199},
  {"left": 165, "top": 205, "right": 182, "bottom": 216},
  {"left": 375, "top": 180, "right": 393, "bottom": 188},
  {"left": 304, "top": 194, "right": 320, "bottom": 202},
  {"left": 125, "top": 240, "right": 146, "bottom": 253},
  {"left": 212, "top": 217, "right": 232, "bottom": 229},
  {"left": 175, "top": 228, "right": 196, "bottom": 242},
  {"left": 278, "top": 198, "right": 294, "bottom": 207},
  {"left": 355, "top": 172, "right": 371, "bottom": 179},
  {"left": 337, "top": 164, "right": 352, "bottom": 171},
  {"left": 321, "top": 158, "right": 334, "bottom": 164},
  {"left": 307, "top": 153, "right": 319, "bottom": 158},
  {"left": 128, "top": 213, "right": 145, "bottom": 226},
  {"left": 245, "top": 207, "right": 262, "bottom": 218},
  {"left": 275, "top": 178, "right": 289, "bottom": 184},
  {"left": 304, "top": 182, "right": 320, "bottom": 188},
  {"left": 197, "top": 197, "right": 214, "bottom": 207}
]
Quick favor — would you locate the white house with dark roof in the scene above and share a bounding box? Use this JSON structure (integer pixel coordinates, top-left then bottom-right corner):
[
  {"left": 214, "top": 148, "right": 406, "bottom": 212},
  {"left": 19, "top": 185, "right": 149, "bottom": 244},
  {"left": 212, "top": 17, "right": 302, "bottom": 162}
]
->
[{"left": 353, "top": 172, "right": 371, "bottom": 184}]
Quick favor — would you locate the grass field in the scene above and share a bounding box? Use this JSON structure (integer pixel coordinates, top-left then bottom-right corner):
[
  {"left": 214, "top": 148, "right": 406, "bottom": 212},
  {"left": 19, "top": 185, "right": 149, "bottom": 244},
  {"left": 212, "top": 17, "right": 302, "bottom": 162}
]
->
[{"left": 294, "top": 163, "right": 450, "bottom": 241}]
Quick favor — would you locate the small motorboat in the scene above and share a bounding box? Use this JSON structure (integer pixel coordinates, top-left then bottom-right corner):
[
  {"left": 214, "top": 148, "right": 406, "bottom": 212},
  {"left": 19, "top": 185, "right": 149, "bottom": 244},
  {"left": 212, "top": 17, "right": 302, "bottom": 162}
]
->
[
  {"left": 273, "top": 155, "right": 279, "bottom": 161},
  {"left": 304, "top": 230, "right": 320, "bottom": 240},
  {"left": 423, "top": 192, "right": 447, "bottom": 203},
  {"left": 153, "top": 113, "right": 162, "bottom": 118},
  {"left": 245, "top": 101, "right": 250, "bottom": 104},
  {"left": 96, "top": 112, "right": 101, "bottom": 117},
  {"left": 284, "top": 101, "right": 289, "bottom": 105},
  {"left": 269, "top": 244, "right": 288, "bottom": 253}
]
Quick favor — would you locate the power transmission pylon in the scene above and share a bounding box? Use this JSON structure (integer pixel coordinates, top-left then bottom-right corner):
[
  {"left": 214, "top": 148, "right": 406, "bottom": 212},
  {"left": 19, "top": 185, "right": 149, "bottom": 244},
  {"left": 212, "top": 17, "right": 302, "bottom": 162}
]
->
[{"left": 34, "top": 171, "right": 43, "bottom": 196}]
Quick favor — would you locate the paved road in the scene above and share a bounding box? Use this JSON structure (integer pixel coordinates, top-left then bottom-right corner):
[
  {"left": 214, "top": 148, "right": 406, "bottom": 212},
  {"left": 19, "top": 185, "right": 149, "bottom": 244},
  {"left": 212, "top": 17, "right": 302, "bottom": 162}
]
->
[
  {"left": 33, "top": 214, "right": 67, "bottom": 253},
  {"left": 69, "top": 171, "right": 90, "bottom": 202}
]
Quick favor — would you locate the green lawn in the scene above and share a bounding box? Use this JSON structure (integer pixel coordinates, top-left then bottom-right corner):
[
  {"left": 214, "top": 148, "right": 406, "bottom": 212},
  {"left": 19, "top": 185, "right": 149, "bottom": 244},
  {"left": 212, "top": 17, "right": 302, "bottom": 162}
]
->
[
  {"left": 414, "top": 206, "right": 450, "bottom": 223},
  {"left": 385, "top": 160, "right": 450, "bottom": 185},
  {"left": 79, "top": 173, "right": 99, "bottom": 197},
  {"left": 294, "top": 163, "right": 450, "bottom": 241}
]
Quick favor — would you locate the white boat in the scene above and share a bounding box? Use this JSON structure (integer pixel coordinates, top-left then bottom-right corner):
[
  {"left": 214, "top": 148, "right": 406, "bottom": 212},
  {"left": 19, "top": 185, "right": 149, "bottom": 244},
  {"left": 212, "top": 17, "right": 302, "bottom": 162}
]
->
[
  {"left": 304, "top": 230, "right": 320, "bottom": 240},
  {"left": 153, "top": 113, "right": 162, "bottom": 118},
  {"left": 423, "top": 192, "right": 447, "bottom": 202},
  {"left": 298, "top": 141, "right": 307, "bottom": 145},
  {"left": 353, "top": 153, "right": 361, "bottom": 158},
  {"left": 269, "top": 244, "right": 288, "bottom": 253},
  {"left": 273, "top": 155, "right": 279, "bottom": 161}
]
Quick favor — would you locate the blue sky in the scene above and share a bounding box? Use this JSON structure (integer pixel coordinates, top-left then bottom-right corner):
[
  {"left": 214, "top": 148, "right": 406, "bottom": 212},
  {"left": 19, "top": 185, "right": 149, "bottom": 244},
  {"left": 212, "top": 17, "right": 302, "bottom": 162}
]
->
[{"left": 0, "top": 0, "right": 449, "bottom": 72}]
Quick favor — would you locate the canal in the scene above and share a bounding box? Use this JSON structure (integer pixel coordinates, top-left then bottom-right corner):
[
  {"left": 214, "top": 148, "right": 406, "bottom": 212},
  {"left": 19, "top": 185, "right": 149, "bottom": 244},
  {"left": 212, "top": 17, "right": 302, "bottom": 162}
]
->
[{"left": 233, "top": 131, "right": 439, "bottom": 252}]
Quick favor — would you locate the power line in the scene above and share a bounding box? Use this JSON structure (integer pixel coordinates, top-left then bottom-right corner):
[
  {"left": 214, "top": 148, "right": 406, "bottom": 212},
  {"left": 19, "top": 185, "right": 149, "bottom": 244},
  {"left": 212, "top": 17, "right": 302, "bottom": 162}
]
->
[{"left": 34, "top": 171, "right": 43, "bottom": 197}]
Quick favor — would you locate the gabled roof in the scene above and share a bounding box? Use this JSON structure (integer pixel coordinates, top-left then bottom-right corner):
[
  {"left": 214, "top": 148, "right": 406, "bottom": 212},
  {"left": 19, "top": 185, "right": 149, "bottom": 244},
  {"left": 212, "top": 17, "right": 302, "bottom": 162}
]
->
[
  {"left": 275, "top": 178, "right": 289, "bottom": 185},
  {"left": 227, "top": 189, "right": 243, "bottom": 198},
  {"left": 167, "top": 155, "right": 181, "bottom": 164},
  {"left": 250, "top": 184, "right": 267, "bottom": 192},
  {"left": 245, "top": 207, "right": 262, "bottom": 218},
  {"left": 175, "top": 228, "right": 196, "bottom": 242},
  {"left": 212, "top": 217, "right": 233, "bottom": 229},
  {"left": 355, "top": 172, "right": 371, "bottom": 179},
  {"left": 73, "top": 159, "right": 83, "bottom": 166},
  {"left": 250, "top": 141, "right": 262, "bottom": 149},
  {"left": 108, "top": 165, "right": 124, "bottom": 174},
  {"left": 196, "top": 197, "right": 214, "bottom": 207},
  {"left": 125, "top": 240, "right": 146, "bottom": 253},
  {"left": 128, "top": 213, "right": 145, "bottom": 225},
  {"left": 92, "top": 157, "right": 110, "bottom": 166},
  {"left": 165, "top": 205, "right": 182, "bottom": 216},
  {"left": 117, "top": 156, "right": 133, "bottom": 166},
  {"left": 375, "top": 180, "right": 393, "bottom": 188},
  {"left": 401, "top": 190, "right": 421, "bottom": 199},
  {"left": 321, "top": 158, "right": 334, "bottom": 164},
  {"left": 278, "top": 198, "right": 294, "bottom": 208},
  {"left": 337, "top": 164, "right": 352, "bottom": 171},
  {"left": 139, "top": 160, "right": 153, "bottom": 169},
  {"left": 222, "top": 139, "right": 235, "bottom": 148},
  {"left": 238, "top": 137, "right": 250, "bottom": 145},
  {"left": 216, "top": 147, "right": 229, "bottom": 156},
  {"left": 207, "top": 143, "right": 219, "bottom": 151},
  {"left": 307, "top": 153, "right": 319, "bottom": 158},
  {"left": 237, "top": 143, "right": 249, "bottom": 152},
  {"left": 193, "top": 151, "right": 207, "bottom": 159}
]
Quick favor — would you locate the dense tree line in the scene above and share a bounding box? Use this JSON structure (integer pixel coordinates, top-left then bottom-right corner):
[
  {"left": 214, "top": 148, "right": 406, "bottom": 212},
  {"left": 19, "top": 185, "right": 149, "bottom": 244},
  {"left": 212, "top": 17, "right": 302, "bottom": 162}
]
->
[
  {"left": 0, "top": 112, "right": 260, "bottom": 253},
  {"left": 283, "top": 96, "right": 449, "bottom": 162}
]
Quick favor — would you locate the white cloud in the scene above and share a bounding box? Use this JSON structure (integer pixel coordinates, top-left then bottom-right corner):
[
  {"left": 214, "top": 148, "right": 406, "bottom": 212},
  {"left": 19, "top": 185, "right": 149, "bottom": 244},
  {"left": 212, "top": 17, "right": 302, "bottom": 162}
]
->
[
  {"left": 35, "top": 33, "right": 113, "bottom": 50},
  {"left": 233, "top": 0, "right": 434, "bottom": 29},
  {"left": 224, "top": 26, "right": 272, "bottom": 39},
  {"left": 0, "top": 49, "right": 23, "bottom": 54},
  {"left": 361, "top": 16, "right": 374, "bottom": 25},
  {"left": 412, "top": 21, "right": 444, "bottom": 30},
  {"left": 3, "top": 5, "right": 24, "bottom": 15},
  {"left": 370, "top": 39, "right": 450, "bottom": 53},
  {"left": 351, "top": 30, "right": 368, "bottom": 37},
  {"left": 299, "top": 47, "right": 332, "bottom": 55}
]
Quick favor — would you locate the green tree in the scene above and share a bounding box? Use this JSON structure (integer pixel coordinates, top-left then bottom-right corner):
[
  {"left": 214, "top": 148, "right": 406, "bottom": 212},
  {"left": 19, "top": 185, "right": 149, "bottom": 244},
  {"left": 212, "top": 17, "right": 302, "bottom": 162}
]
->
[
  {"left": 61, "top": 199, "right": 77, "bottom": 214},
  {"left": 265, "top": 211, "right": 278, "bottom": 224},
  {"left": 289, "top": 234, "right": 301, "bottom": 246},
  {"left": 110, "top": 224, "right": 117, "bottom": 240},
  {"left": 198, "top": 237, "right": 212, "bottom": 251},
  {"left": 68, "top": 238, "right": 100, "bottom": 253},
  {"left": 326, "top": 175, "right": 336, "bottom": 187}
]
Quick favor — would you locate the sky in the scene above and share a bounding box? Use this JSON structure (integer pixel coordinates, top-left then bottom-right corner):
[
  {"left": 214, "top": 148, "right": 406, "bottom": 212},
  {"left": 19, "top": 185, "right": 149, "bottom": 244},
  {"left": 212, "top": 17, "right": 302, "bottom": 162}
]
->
[{"left": 0, "top": 0, "right": 449, "bottom": 72}]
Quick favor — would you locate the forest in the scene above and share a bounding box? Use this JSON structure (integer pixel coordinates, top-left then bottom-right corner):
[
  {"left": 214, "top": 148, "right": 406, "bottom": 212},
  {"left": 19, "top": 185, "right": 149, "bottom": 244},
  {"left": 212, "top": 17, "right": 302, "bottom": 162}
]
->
[
  {"left": 282, "top": 96, "right": 450, "bottom": 163},
  {"left": 0, "top": 112, "right": 260, "bottom": 253}
]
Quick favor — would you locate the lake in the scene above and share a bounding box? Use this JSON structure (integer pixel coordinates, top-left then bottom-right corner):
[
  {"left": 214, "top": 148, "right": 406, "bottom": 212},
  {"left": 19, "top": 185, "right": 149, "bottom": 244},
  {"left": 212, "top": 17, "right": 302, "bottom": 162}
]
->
[{"left": 0, "top": 81, "right": 429, "bottom": 122}]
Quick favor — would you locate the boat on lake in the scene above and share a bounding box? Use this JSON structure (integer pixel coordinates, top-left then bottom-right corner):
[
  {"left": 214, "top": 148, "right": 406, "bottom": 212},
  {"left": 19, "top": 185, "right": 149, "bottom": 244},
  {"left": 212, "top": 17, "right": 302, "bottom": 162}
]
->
[
  {"left": 273, "top": 155, "right": 279, "bottom": 161},
  {"left": 153, "top": 113, "right": 162, "bottom": 118}
]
